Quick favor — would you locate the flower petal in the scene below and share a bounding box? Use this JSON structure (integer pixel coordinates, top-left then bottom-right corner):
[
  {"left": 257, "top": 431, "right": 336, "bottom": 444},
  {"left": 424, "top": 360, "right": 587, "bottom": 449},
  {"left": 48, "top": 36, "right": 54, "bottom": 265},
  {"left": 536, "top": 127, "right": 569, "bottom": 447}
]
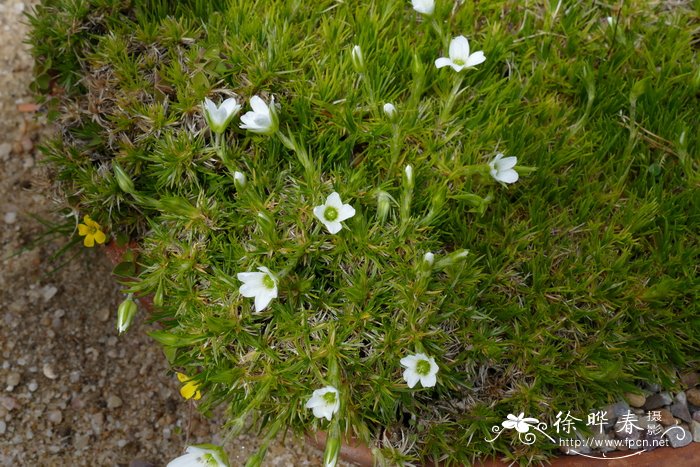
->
[
  {"left": 465, "top": 51, "right": 486, "bottom": 67},
  {"left": 237, "top": 272, "right": 264, "bottom": 283},
  {"left": 239, "top": 282, "right": 266, "bottom": 298},
  {"left": 326, "top": 192, "right": 342, "bottom": 209},
  {"left": 400, "top": 355, "right": 418, "bottom": 368},
  {"left": 496, "top": 169, "right": 519, "bottom": 184},
  {"left": 176, "top": 372, "right": 189, "bottom": 383},
  {"left": 249, "top": 95, "right": 270, "bottom": 117},
  {"left": 325, "top": 220, "right": 342, "bottom": 234},
  {"left": 78, "top": 224, "right": 89, "bottom": 236},
  {"left": 254, "top": 292, "right": 274, "bottom": 311},
  {"left": 434, "top": 57, "right": 452, "bottom": 69},
  {"left": 449, "top": 35, "right": 470, "bottom": 61},
  {"left": 495, "top": 156, "right": 517, "bottom": 171},
  {"left": 221, "top": 97, "right": 241, "bottom": 116},
  {"left": 420, "top": 372, "right": 437, "bottom": 388},
  {"left": 502, "top": 420, "right": 517, "bottom": 429},
  {"left": 93, "top": 230, "right": 107, "bottom": 244},
  {"left": 83, "top": 235, "right": 95, "bottom": 248},
  {"left": 313, "top": 205, "right": 327, "bottom": 222},
  {"left": 403, "top": 369, "right": 420, "bottom": 388},
  {"left": 336, "top": 204, "right": 356, "bottom": 222}
]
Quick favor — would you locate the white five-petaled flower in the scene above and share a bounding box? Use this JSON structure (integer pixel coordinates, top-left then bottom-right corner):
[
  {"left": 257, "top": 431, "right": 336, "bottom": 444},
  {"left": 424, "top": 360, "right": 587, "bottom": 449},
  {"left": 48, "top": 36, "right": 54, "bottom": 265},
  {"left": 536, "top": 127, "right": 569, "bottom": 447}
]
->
[
  {"left": 435, "top": 36, "right": 486, "bottom": 72},
  {"left": 313, "top": 192, "right": 356, "bottom": 235},
  {"left": 202, "top": 97, "right": 241, "bottom": 134},
  {"left": 237, "top": 267, "right": 278, "bottom": 312},
  {"left": 306, "top": 385, "right": 340, "bottom": 421},
  {"left": 488, "top": 153, "right": 519, "bottom": 184},
  {"left": 167, "top": 445, "right": 228, "bottom": 467},
  {"left": 411, "top": 0, "right": 435, "bottom": 15},
  {"left": 502, "top": 413, "right": 540, "bottom": 433},
  {"left": 239, "top": 95, "right": 277, "bottom": 135},
  {"left": 400, "top": 353, "right": 439, "bottom": 388}
]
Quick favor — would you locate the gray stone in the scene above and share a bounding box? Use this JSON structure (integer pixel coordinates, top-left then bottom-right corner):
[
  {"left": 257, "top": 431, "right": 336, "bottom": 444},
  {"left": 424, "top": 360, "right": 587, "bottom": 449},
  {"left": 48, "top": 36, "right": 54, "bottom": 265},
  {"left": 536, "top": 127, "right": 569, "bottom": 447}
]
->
[
  {"left": 0, "top": 420, "right": 5, "bottom": 435},
  {"left": 3, "top": 212, "right": 16, "bottom": 224},
  {"left": 590, "top": 431, "right": 616, "bottom": 453},
  {"left": 27, "top": 381, "right": 37, "bottom": 392},
  {"left": 665, "top": 426, "right": 692, "bottom": 448},
  {"left": 681, "top": 372, "right": 700, "bottom": 388},
  {"left": 691, "top": 421, "right": 700, "bottom": 443},
  {"left": 606, "top": 400, "right": 631, "bottom": 420},
  {"left": 671, "top": 401, "right": 692, "bottom": 423},
  {"left": 644, "top": 391, "right": 673, "bottom": 410}
]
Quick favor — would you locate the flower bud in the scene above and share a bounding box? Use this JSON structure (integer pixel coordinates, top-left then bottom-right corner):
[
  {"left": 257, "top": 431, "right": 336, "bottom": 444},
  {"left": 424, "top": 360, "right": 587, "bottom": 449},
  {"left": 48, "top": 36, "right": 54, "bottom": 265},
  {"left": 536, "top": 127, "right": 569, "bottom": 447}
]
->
[
  {"left": 376, "top": 190, "right": 391, "bottom": 223},
  {"left": 113, "top": 162, "right": 135, "bottom": 195},
  {"left": 423, "top": 252, "right": 434, "bottom": 266},
  {"left": 435, "top": 249, "right": 469, "bottom": 269},
  {"left": 404, "top": 165, "right": 414, "bottom": 189},
  {"left": 117, "top": 294, "right": 137, "bottom": 334},
  {"left": 351, "top": 45, "right": 365, "bottom": 73},
  {"left": 383, "top": 103, "right": 397, "bottom": 121},
  {"left": 234, "top": 171, "right": 247, "bottom": 189}
]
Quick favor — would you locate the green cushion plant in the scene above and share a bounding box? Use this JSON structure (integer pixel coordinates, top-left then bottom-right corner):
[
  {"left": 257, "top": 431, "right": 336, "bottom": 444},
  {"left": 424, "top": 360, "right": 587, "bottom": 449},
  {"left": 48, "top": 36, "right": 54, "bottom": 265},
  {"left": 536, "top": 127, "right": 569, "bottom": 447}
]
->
[{"left": 28, "top": 0, "right": 699, "bottom": 465}]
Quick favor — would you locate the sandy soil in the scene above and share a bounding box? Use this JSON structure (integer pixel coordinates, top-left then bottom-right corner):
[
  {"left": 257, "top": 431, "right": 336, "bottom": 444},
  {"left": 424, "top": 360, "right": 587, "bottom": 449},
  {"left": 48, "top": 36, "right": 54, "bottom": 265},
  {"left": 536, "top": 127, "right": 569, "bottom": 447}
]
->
[{"left": 0, "top": 1, "right": 326, "bottom": 465}]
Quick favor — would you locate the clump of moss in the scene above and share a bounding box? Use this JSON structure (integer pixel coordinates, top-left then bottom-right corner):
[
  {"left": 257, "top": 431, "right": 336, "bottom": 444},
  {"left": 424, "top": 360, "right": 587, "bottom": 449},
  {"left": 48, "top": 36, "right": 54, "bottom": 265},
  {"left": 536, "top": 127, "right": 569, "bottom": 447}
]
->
[{"left": 29, "top": 0, "right": 699, "bottom": 465}]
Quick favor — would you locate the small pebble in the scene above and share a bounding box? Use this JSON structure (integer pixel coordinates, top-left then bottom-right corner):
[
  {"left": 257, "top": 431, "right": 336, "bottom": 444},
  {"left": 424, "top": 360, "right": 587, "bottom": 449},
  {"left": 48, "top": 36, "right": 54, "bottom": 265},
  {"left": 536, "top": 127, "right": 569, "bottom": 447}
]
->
[
  {"left": 5, "top": 372, "right": 20, "bottom": 389},
  {"left": 41, "top": 285, "right": 58, "bottom": 302},
  {"left": 27, "top": 381, "right": 38, "bottom": 392},
  {"left": 658, "top": 408, "right": 677, "bottom": 426},
  {"left": 686, "top": 388, "right": 700, "bottom": 406},
  {"left": 47, "top": 410, "right": 62, "bottom": 424},
  {"left": 643, "top": 391, "right": 672, "bottom": 410},
  {"left": 680, "top": 372, "right": 699, "bottom": 388},
  {"left": 106, "top": 395, "right": 123, "bottom": 409},
  {"left": 42, "top": 363, "right": 58, "bottom": 380},
  {"left": 3, "top": 212, "right": 17, "bottom": 224},
  {"left": 96, "top": 307, "right": 110, "bottom": 322},
  {"left": 625, "top": 392, "right": 646, "bottom": 408},
  {"left": 691, "top": 421, "right": 700, "bottom": 442},
  {"left": 0, "top": 420, "right": 6, "bottom": 435}
]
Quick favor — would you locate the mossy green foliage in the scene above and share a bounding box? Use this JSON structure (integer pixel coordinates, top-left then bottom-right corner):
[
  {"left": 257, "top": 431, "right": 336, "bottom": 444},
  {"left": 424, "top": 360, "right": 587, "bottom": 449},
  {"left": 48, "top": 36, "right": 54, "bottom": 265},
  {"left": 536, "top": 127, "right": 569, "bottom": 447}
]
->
[{"left": 29, "top": 0, "right": 699, "bottom": 464}]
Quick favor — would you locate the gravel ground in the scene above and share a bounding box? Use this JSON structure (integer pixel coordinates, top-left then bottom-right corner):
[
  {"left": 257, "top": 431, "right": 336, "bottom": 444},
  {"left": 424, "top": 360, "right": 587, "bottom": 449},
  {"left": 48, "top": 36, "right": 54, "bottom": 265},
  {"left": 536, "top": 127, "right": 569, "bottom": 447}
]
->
[{"left": 0, "top": 1, "right": 326, "bottom": 465}]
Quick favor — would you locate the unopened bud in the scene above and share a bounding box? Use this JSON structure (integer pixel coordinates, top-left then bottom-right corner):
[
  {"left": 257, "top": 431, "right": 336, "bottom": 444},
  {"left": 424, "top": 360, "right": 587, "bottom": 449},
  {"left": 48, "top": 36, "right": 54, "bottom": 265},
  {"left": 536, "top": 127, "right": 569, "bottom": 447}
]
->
[
  {"left": 234, "top": 171, "right": 246, "bottom": 188},
  {"left": 351, "top": 45, "right": 365, "bottom": 73},
  {"left": 435, "top": 249, "right": 469, "bottom": 269},
  {"left": 117, "top": 294, "right": 137, "bottom": 334},
  {"left": 423, "top": 252, "right": 434, "bottom": 266},
  {"left": 383, "top": 103, "right": 397, "bottom": 121},
  {"left": 376, "top": 190, "right": 391, "bottom": 222},
  {"left": 404, "top": 165, "right": 414, "bottom": 189},
  {"left": 113, "top": 162, "right": 135, "bottom": 194}
]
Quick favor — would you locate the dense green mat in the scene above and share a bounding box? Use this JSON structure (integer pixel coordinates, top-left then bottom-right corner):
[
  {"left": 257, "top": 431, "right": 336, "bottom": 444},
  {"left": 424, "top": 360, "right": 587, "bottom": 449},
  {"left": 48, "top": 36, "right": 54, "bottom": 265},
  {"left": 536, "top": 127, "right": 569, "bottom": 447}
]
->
[{"left": 28, "top": 0, "right": 699, "bottom": 464}]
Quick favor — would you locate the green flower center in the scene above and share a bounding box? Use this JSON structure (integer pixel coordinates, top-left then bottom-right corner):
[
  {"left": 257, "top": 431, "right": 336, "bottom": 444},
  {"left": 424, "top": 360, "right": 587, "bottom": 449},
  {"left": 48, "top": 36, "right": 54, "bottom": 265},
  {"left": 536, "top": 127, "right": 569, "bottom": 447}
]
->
[
  {"left": 323, "top": 391, "right": 337, "bottom": 404},
  {"left": 324, "top": 206, "right": 338, "bottom": 221},
  {"left": 453, "top": 58, "right": 465, "bottom": 66},
  {"left": 416, "top": 360, "right": 431, "bottom": 376},
  {"left": 87, "top": 225, "right": 97, "bottom": 235},
  {"left": 262, "top": 274, "right": 275, "bottom": 289}
]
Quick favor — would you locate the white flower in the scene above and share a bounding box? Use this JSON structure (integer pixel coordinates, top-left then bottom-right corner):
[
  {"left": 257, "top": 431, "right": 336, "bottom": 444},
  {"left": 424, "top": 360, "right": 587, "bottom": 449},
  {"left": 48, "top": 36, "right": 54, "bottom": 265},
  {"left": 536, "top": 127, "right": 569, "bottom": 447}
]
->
[
  {"left": 305, "top": 385, "right": 340, "bottom": 421},
  {"left": 313, "top": 192, "right": 356, "bottom": 235},
  {"left": 233, "top": 171, "right": 246, "bottom": 188},
  {"left": 435, "top": 36, "right": 486, "bottom": 72},
  {"left": 383, "top": 103, "right": 397, "bottom": 119},
  {"left": 202, "top": 97, "right": 241, "bottom": 134},
  {"left": 400, "top": 353, "right": 439, "bottom": 388},
  {"left": 502, "top": 413, "right": 540, "bottom": 433},
  {"left": 411, "top": 0, "right": 435, "bottom": 15},
  {"left": 488, "top": 153, "right": 519, "bottom": 184},
  {"left": 237, "top": 267, "right": 278, "bottom": 312},
  {"left": 239, "top": 95, "right": 277, "bottom": 135},
  {"left": 167, "top": 445, "right": 228, "bottom": 467},
  {"left": 351, "top": 45, "right": 365, "bottom": 73}
]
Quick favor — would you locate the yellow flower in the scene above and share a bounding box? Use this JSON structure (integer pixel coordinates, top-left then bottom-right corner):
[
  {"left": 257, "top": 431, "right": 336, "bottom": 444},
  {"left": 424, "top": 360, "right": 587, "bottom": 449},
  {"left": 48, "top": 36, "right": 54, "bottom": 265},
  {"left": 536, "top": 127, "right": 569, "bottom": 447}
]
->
[
  {"left": 77, "top": 215, "right": 107, "bottom": 247},
  {"left": 177, "top": 372, "right": 202, "bottom": 400}
]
